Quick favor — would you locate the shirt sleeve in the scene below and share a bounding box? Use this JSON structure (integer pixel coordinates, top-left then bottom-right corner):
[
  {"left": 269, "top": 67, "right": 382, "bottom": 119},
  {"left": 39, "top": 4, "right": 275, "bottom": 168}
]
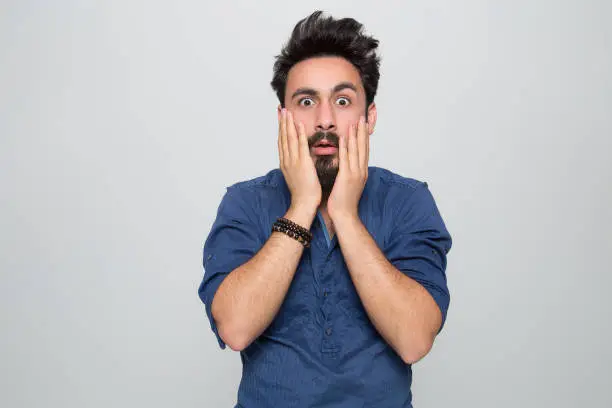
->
[
  {"left": 198, "top": 186, "right": 265, "bottom": 349},
  {"left": 385, "top": 181, "right": 453, "bottom": 333}
]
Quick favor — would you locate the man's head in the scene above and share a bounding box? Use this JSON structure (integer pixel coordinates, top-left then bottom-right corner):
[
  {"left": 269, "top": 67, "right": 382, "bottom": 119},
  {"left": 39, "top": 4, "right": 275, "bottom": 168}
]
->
[{"left": 271, "top": 11, "right": 381, "bottom": 199}]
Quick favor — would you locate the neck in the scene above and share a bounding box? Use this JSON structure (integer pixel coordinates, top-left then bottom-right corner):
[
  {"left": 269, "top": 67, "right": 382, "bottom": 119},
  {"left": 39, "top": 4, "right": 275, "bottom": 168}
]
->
[{"left": 319, "top": 194, "right": 330, "bottom": 213}]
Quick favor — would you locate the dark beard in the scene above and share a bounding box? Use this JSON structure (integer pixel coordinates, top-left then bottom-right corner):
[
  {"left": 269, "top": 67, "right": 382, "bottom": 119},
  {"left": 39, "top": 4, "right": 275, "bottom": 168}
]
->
[
  {"left": 308, "top": 131, "right": 340, "bottom": 200},
  {"left": 315, "top": 155, "right": 338, "bottom": 200}
]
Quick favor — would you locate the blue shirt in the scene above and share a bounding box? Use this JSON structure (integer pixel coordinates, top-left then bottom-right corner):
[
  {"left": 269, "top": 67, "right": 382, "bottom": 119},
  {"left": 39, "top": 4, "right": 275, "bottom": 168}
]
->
[{"left": 198, "top": 166, "right": 452, "bottom": 408}]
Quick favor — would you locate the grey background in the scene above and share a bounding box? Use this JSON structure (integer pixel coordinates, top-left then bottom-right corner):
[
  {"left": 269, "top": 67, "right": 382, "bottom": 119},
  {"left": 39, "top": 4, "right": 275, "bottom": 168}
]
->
[{"left": 1, "top": 0, "right": 611, "bottom": 407}]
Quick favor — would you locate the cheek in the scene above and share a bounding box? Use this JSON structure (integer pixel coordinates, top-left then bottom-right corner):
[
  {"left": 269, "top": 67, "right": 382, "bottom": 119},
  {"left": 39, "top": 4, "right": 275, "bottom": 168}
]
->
[
  {"left": 291, "top": 112, "right": 313, "bottom": 131},
  {"left": 336, "top": 111, "right": 361, "bottom": 135}
]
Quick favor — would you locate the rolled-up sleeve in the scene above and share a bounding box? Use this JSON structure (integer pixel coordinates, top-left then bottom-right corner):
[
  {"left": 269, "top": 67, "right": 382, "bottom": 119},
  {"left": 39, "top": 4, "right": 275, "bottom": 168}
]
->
[
  {"left": 198, "top": 186, "right": 264, "bottom": 349},
  {"left": 385, "top": 182, "right": 452, "bottom": 332}
]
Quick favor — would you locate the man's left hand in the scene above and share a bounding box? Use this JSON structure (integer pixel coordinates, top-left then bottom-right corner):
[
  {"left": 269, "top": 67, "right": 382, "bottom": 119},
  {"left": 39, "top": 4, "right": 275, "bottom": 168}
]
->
[{"left": 327, "top": 115, "right": 369, "bottom": 222}]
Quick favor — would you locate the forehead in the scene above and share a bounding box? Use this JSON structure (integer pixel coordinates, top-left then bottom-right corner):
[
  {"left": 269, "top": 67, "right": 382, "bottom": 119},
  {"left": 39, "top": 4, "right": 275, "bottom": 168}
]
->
[{"left": 285, "top": 56, "right": 363, "bottom": 96}]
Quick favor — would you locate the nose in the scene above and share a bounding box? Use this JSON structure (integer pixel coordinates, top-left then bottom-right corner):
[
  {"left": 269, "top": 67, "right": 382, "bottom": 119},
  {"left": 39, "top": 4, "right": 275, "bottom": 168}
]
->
[{"left": 315, "top": 101, "right": 336, "bottom": 132}]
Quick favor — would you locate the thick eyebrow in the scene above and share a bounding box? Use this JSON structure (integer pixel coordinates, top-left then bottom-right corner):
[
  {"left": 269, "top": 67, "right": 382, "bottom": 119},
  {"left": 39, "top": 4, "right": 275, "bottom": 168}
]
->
[
  {"left": 291, "top": 82, "right": 358, "bottom": 100},
  {"left": 291, "top": 87, "right": 318, "bottom": 99},
  {"left": 332, "top": 82, "right": 358, "bottom": 94}
]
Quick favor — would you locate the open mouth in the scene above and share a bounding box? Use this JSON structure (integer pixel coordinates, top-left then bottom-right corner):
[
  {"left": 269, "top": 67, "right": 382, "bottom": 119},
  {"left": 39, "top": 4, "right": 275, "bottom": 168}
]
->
[
  {"left": 313, "top": 140, "right": 337, "bottom": 148},
  {"left": 313, "top": 141, "right": 338, "bottom": 155}
]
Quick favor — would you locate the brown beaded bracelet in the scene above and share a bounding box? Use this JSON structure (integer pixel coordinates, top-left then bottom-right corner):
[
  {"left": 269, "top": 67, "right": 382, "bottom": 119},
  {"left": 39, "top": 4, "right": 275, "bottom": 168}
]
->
[
  {"left": 276, "top": 217, "right": 313, "bottom": 241},
  {"left": 272, "top": 218, "right": 312, "bottom": 246},
  {"left": 272, "top": 223, "right": 311, "bottom": 247},
  {"left": 272, "top": 217, "right": 312, "bottom": 247}
]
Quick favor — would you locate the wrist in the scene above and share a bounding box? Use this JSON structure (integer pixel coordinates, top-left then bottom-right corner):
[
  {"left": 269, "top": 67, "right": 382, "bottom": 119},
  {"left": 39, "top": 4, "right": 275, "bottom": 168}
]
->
[
  {"left": 329, "top": 211, "right": 360, "bottom": 228},
  {"left": 285, "top": 205, "right": 317, "bottom": 229}
]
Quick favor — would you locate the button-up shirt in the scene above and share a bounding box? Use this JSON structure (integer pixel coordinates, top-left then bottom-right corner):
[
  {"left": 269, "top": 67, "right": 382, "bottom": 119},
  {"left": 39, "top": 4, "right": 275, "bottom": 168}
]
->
[{"left": 198, "top": 166, "right": 452, "bottom": 408}]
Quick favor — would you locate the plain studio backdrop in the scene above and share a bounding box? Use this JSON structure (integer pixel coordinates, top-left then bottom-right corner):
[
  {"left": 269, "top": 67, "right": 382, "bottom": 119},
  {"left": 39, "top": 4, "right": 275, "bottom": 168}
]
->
[{"left": 1, "top": 1, "right": 611, "bottom": 407}]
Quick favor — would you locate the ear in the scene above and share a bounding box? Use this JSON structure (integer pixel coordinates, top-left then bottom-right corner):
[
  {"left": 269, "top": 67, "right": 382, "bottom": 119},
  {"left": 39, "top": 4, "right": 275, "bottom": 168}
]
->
[
  {"left": 277, "top": 104, "right": 282, "bottom": 120},
  {"left": 366, "top": 102, "right": 377, "bottom": 135}
]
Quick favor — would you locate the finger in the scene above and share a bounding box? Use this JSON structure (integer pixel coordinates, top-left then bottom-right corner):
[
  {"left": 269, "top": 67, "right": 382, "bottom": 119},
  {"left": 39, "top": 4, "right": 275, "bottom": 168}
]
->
[
  {"left": 348, "top": 120, "right": 359, "bottom": 173},
  {"left": 280, "top": 109, "right": 289, "bottom": 165},
  {"left": 365, "top": 116, "right": 370, "bottom": 170},
  {"left": 297, "top": 121, "right": 309, "bottom": 158},
  {"left": 357, "top": 115, "right": 367, "bottom": 170},
  {"left": 278, "top": 131, "right": 283, "bottom": 165},
  {"left": 339, "top": 125, "right": 349, "bottom": 173},
  {"left": 287, "top": 110, "right": 299, "bottom": 162},
  {"left": 278, "top": 109, "right": 284, "bottom": 165}
]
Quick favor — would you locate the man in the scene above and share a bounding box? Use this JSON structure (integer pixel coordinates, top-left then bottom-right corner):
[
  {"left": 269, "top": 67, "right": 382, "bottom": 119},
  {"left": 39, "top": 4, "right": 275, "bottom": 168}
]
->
[{"left": 198, "top": 10, "right": 452, "bottom": 408}]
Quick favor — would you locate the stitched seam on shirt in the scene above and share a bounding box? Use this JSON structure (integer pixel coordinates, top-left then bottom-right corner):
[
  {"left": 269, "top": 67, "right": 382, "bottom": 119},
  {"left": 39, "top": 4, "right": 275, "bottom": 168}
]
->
[
  {"left": 228, "top": 182, "right": 276, "bottom": 192},
  {"left": 381, "top": 175, "right": 423, "bottom": 189},
  {"left": 228, "top": 169, "right": 282, "bottom": 190}
]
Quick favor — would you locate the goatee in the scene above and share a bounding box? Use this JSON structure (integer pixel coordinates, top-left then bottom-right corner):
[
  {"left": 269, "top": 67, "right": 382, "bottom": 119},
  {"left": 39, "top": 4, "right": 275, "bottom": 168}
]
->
[
  {"left": 315, "top": 155, "right": 338, "bottom": 200},
  {"left": 308, "top": 131, "right": 340, "bottom": 200}
]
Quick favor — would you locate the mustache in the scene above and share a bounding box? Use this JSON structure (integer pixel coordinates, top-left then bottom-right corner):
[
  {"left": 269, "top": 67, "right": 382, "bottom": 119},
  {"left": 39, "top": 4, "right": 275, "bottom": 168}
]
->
[{"left": 307, "top": 131, "right": 340, "bottom": 149}]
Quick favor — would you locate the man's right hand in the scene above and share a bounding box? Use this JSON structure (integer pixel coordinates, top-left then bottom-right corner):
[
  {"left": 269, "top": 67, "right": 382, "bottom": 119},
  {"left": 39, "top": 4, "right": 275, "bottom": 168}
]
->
[
  {"left": 211, "top": 108, "right": 321, "bottom": 351},
  {"left": 278, "top": 108, "right": 321, "bottom": 213}
]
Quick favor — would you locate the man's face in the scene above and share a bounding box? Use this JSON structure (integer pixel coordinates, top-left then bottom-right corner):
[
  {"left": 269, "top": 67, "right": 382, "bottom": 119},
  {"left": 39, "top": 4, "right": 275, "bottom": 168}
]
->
[{"left": 281, "top": 56, "right": 376, "bottom": 197}]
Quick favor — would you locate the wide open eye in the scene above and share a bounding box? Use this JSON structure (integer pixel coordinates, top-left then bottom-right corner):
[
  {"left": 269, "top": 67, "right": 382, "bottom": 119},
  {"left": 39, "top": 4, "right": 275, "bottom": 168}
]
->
[
  {"left": 336, "top": 97, "right": 351, "bottom": 107},
  {"left": 298, "top": 97, "right": 315, "bottom": 107}
]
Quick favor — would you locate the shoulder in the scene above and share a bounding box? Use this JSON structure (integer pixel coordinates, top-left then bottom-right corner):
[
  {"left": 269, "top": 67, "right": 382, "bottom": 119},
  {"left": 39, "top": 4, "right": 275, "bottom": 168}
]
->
[
  {"left": 219, "top": 168, "right": 289, "bottom": 218},
  {"left": 226, "top": 168, "right": 285, "bottom": 192},
  {"left": 367, "top": 166, "right": 429, "bottom": 202},
  {"left": 368, "top": 166, "right": 446, "bottom": 229},
  {"left": 223, "top": 169, "right": 286, "bottom": 201}
]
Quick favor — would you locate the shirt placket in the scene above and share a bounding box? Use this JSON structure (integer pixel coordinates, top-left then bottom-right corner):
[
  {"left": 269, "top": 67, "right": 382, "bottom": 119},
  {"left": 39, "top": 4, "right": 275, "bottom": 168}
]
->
[
  {"left": 319, "top": 250, "right": 340, "bottom": 355},
  {"left": 310, "top": 214, "right": 341, "bottom": 356}
]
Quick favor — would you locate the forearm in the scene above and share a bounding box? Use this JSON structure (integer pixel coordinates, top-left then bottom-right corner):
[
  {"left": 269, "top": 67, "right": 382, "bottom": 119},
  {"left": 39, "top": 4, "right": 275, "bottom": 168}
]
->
[
  {"left": 211, "top": 205, "right": 316, "bottom": 351},
  {"left": 333, "top": 214, "right": 442, "bottom": 364}
]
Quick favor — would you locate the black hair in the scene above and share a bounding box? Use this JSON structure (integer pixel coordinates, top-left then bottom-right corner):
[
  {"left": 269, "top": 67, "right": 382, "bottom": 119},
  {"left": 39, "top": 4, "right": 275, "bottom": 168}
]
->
[{"left": 271, "top": 10, "right": 381, "bottom": 111}]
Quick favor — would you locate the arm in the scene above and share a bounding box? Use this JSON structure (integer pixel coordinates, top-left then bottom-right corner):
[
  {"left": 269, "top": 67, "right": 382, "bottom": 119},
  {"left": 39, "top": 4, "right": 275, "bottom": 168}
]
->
[
  {"left": 327, "top": 116, "right": 450, "bottom": 364},
  {"left": 211, "top": 204, "right": 316, "bottom": 351},
  {"left": 200, "top": 108, "right": 321, "bottom": 351},
  {"left": 333, "top": 205, "right": 448, "bottom": 364}
]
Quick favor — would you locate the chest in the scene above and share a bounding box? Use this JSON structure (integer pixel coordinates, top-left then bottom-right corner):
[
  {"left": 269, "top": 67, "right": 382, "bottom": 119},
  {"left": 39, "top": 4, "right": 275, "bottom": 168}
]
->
[
  {"left": 261, "top": 194, "right": 388, "bottom": 334},
  {"left": 266, "top": 221, "right": 386, "bottom": 336}
]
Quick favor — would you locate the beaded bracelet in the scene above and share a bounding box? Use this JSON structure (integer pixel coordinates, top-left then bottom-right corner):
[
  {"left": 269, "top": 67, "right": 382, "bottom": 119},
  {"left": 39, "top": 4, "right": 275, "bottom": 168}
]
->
[
  {"left": 272, "top": 217, "right": 312, "bottom": 247},
  {"left": 272, "top": 218, "right": 312, "bottom": 247},
  {"left": 276, "top": 217, "right": 313, "bottom": 241},
  {"left": 272, "top": 223, "right": 311, "bottom": 247}
]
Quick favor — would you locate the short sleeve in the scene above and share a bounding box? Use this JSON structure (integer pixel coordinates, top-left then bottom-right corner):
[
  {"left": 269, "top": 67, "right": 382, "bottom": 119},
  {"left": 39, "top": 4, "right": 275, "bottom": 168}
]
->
[
  {"left": 385, "top": 182, "right": 452, "bottom": 333},
  {"left": 198, "top": 186, "right": 264, "bottom": 349}
]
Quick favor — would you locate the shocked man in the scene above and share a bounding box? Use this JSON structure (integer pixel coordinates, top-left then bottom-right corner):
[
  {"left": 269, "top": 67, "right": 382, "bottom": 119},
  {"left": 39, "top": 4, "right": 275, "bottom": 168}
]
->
[{"left": 198, "top": 10, "right": 452, "bottom": 408}]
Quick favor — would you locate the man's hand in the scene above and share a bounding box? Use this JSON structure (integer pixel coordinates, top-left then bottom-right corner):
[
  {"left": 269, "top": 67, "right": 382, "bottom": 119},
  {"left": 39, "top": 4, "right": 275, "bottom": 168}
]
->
[
  {"left": 328, "top": 115, "right": 369, "bottom": 221},
  {"left": 278, "top": 108, "right": 322, "bottom": 213}
]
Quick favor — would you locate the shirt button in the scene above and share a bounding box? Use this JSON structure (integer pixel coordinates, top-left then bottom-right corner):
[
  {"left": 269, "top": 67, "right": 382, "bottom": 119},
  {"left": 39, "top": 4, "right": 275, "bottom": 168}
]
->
[
  {"left": 323, "top": 290, "right": 329, "bottom": 297},
  {"left": 325, "top": 327, "right": 333, "bottom": 336}
]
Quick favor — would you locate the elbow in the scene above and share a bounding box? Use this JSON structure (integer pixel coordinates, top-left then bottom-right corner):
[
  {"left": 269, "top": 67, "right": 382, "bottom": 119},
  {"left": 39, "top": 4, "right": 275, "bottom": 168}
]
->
[
  {"left": 211, "top": 295, "right": 253, "bottom": 352},
  {"left": 216, "top": 320, "right": 254, "bottom": 352},
  {"left": 223, "top": 335, "right": 250, "bottom": 352},
  {"left": 398, "top": 337, "right": 434, "bottom": 365}
]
